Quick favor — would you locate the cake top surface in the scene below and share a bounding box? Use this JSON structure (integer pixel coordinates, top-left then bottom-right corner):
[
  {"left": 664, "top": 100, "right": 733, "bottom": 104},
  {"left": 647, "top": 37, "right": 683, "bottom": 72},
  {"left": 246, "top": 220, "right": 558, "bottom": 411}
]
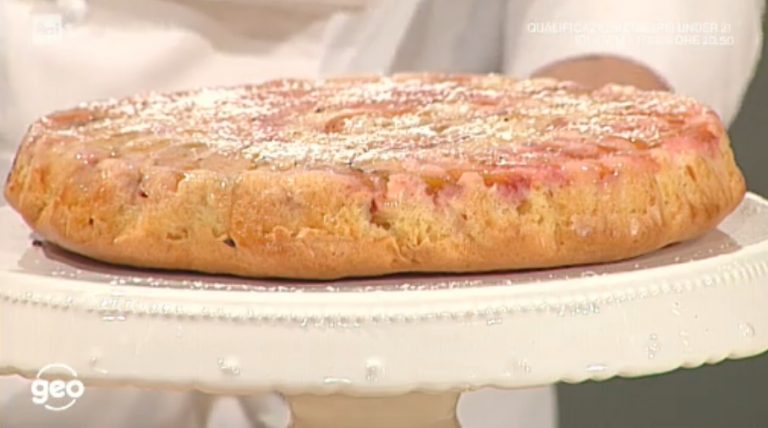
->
[{"left": 34, "top": 73, "right": 720, "bottom": 176}]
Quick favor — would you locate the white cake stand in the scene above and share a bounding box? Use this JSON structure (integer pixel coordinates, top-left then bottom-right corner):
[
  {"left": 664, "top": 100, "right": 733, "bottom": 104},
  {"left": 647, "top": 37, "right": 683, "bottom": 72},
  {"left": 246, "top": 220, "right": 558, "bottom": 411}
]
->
[{"left": 2, "top": 193, "right": 768, "bottom": 428}]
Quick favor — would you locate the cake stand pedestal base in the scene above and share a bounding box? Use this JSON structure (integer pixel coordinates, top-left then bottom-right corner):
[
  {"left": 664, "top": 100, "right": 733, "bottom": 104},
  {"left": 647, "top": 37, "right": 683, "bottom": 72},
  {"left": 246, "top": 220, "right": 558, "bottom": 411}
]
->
[{"left": 287, "top": 392, "right": 461, "bottom": 428}]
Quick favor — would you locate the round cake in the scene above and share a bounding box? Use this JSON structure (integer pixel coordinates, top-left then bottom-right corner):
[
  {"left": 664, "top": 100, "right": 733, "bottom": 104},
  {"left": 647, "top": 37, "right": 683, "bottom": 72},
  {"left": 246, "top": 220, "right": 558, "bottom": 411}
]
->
[{"left": 4, "top": 74, "right": 746, "bottom": 279}]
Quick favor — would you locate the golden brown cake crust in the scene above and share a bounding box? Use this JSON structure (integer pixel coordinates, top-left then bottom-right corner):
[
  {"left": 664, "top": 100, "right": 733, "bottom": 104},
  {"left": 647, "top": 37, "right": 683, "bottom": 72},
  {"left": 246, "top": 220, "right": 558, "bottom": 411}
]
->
[{"left": 4, "top": 74, "right": 746, "bottom": 279}]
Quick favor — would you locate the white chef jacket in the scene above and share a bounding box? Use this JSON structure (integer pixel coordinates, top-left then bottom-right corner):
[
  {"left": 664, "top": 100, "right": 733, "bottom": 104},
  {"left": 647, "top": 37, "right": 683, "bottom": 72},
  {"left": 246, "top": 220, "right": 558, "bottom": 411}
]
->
[{"left": 0, "top": 0, "right": 763, "bottom": 427}]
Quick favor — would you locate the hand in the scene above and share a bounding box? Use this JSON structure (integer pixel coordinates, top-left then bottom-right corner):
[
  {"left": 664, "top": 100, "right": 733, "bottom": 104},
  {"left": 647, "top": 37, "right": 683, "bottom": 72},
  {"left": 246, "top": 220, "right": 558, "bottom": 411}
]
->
[{"left": 532, "top": 55, "right": 671, "bottom": 91}]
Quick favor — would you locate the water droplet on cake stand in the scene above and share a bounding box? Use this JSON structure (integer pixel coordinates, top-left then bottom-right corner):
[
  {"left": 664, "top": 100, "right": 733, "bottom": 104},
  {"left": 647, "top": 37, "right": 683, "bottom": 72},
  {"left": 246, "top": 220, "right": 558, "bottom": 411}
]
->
[
  {"left": 647, "top": 333, "right": 661, "bottom": 359},
  {"left": 322, "top": 377, "right": 352, "bottom": 385},
  {"left": 738, "top": 323, "right": 756, "bottom": 338},
  {"left": 217, "top": 357, "right": 241, "bottom": 376},
  {"left": 365, "top": 359, "right": 384, "bottom": 383},
  {"left": 679, "top": 330, "right": 690, "bottom": 348},
  {"left": 506, "top": 358, "right": 532, "bottom": 374},
  {"left": 486, "top": 317, "right": 503, "bottom": 326},
  {"left": 586, "top": 363, "right": 608, "bottom": 373},
  {"left": 672, "top": 301, "right": 681, "bottom": 316},
  {"left": 89, "top": 354, "right": 109, "bottom": 374}
]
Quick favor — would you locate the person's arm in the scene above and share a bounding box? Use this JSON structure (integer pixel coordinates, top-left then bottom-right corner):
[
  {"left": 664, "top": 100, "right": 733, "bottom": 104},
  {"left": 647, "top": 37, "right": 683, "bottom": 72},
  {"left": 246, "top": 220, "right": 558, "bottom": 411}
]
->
[{"left": 503, "top": 0, "right": 764, "bottom": 125}]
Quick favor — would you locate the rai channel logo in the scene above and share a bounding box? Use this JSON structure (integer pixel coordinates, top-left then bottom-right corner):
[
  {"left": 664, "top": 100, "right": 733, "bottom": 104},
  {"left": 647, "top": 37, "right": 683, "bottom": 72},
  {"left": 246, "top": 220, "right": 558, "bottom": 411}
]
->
[
  {"left": 31, "top": 14, "right": 64, "bottom": 44},
  {"left": 30, "top": 363, "right": 85, "bottom": 411}
]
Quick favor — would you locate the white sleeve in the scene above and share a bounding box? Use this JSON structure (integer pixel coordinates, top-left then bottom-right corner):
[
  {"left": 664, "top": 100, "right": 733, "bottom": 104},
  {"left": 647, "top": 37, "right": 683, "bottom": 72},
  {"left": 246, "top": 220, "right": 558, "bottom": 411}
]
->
[{"left": 503, "top": 0, "right": 764, "bottom": 125}]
